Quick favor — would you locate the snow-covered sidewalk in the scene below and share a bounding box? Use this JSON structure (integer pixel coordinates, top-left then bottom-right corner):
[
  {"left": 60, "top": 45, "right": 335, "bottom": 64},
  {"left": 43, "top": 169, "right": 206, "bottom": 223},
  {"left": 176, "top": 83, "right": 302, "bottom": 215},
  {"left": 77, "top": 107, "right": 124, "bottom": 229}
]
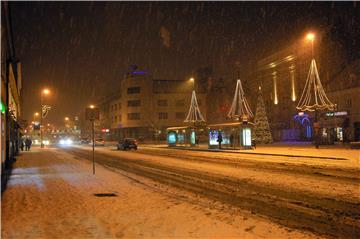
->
[{"left": 2, "top": 147, "right": 318, "bottom": 239}]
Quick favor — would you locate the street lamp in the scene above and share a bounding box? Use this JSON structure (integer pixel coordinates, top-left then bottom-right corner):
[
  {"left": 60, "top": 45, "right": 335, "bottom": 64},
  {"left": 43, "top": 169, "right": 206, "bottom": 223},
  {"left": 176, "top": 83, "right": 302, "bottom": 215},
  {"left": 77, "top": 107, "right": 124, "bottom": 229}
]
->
[
  {"left": 189, "top": 77, "right": 195, "bottom": 91},
  {"left": 306, "top": 32, "right": 315, "bottom": 57},
  {"left": 89, "top": 104, "right": 95, "bottom": 109},
  {"left": 33, "top": 112, "right": 39, "bottom": 121},
  {"left": 40, "top": 88, "right": 50, "bottom": 148}
]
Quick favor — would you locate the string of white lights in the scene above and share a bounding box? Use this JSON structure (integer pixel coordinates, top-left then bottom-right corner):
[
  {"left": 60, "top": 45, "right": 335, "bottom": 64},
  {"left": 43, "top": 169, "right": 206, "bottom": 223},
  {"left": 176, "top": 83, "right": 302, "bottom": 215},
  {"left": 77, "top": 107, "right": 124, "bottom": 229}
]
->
[
  {"left": 296, "top": 59, "right": 335, "bottom": 112},
  {"left": 184, "top": 90, "right": 206, "bottom": 123},
  {"left": 227, "top": 79, "right": 254, "bottom": 120}
]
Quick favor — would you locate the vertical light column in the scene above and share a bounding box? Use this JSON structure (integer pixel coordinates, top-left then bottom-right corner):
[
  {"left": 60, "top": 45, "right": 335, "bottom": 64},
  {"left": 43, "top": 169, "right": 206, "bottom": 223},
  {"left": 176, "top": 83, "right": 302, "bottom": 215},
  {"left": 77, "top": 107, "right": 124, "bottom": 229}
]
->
[
  {"left": 290, "top": 65, "right": 296, "bottom": 101},
  {"left": 272, "top": 71, "right": 278, "bottom": 105}
]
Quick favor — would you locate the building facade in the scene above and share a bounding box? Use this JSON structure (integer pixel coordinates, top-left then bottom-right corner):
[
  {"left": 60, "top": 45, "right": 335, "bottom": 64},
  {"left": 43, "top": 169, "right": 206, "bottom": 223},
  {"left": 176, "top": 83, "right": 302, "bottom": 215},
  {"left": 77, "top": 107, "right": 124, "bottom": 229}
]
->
[
  {"left": 1, "top": 1, "right": 23, "bottom": 170},
  {"left": 98, "top": 70, "right": 207, "bottom": 141},
  {"left": 322, "top": 59, "right": 360, "bottom": 142},
  {"left": 254, "top": 34, "right": 352, "bottom": 142}
]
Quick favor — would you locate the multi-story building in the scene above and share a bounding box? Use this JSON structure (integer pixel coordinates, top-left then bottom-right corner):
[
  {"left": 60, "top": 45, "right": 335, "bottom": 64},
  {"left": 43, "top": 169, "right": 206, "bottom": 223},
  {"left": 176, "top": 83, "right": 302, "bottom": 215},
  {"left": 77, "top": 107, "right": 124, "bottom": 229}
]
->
[
  {"left": 253, "top": 33, "right": 349, "bottom": 142},
  {"left": 254, "top": 41, "right": 313, "bottom": 141},
  {"left": 1, "top": 1, "right": 23, "bottom": 170},
  {"left": 98, "top": 69, "right": 207, "bottom": 141},
  {"left": 322, "top": 59, "right": 360, "bottom": 142}
]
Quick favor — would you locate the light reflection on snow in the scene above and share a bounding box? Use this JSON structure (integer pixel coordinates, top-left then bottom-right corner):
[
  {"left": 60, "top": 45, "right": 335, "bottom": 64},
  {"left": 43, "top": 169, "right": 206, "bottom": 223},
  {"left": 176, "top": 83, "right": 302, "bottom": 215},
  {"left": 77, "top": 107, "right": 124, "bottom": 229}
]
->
[{"left": 8, "top": 167, "right": 45, "bottom": 190}]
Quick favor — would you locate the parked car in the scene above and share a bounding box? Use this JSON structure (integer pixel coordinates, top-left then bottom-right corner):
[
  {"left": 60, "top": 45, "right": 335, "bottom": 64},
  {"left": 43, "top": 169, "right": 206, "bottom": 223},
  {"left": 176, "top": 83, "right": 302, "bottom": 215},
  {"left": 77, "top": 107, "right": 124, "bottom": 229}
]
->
[{"left": 117, "top": 138, "right": 138, "bottom": 150}]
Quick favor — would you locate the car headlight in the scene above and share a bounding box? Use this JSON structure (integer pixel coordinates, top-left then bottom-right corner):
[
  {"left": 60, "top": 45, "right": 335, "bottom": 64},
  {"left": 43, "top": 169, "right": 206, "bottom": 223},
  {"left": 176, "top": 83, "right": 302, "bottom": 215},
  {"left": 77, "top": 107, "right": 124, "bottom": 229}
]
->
[
  {"left": 59, "top": 139, "right": 65, "bottom": 145},
  {"left": 66, "top": 139, "right": 73, "bottom": 145},
  {"left": 43, "top": 140, "right": 50, "bottom": 145}
]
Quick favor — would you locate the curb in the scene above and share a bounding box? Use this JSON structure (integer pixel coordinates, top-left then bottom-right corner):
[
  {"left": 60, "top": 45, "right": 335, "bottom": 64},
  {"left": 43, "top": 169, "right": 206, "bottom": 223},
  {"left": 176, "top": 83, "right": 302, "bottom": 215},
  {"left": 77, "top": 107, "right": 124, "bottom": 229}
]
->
[{"left": 140, "top": 145, "right": 348, "bottom": 161}]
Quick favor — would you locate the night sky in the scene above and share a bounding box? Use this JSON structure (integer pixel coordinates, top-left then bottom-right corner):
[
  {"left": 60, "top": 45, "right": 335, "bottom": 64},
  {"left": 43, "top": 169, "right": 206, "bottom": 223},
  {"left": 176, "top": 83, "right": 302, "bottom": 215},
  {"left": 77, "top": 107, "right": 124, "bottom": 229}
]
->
[{"left": 9, "top": 1, "right": 359, "bottom": 126}]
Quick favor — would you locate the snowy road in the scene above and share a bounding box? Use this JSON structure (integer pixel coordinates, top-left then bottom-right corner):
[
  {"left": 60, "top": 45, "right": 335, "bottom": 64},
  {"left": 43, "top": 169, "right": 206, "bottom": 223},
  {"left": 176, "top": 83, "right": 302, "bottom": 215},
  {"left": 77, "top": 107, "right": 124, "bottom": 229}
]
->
[{"left": 65, "top": 145, "right": 360, "bottom": 239}]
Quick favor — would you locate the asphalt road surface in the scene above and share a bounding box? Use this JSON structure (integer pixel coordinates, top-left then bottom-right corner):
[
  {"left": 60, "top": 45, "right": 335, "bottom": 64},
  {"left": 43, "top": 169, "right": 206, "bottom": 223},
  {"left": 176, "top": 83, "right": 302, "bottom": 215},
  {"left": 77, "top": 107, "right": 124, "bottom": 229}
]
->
[{"left": 63, "top": 146, "right": 360, "bottom": 239}]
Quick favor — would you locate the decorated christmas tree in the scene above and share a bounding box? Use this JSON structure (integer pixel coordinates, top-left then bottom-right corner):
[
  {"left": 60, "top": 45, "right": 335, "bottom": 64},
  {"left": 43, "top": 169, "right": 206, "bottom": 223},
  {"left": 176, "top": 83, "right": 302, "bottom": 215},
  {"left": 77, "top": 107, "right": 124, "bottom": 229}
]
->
[{"left": 254, "top": 87, "right": 273, "bottom": 144}]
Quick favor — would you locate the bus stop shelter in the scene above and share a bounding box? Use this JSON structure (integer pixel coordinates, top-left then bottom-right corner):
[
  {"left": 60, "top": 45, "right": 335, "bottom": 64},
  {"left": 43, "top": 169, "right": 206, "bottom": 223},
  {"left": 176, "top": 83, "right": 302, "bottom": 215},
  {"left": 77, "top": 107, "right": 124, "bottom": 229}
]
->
[{"left": 207, "top": 122, "right": 254, "bottom": 149}]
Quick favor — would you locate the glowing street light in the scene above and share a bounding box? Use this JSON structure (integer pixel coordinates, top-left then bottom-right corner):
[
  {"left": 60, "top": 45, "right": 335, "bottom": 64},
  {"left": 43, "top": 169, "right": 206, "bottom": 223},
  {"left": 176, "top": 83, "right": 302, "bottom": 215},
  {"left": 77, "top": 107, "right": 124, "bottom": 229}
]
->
[
  {"left": 64, "top": 117, "right": 69, "bottom": 121},
  {"left": 89, "top": 104, "right": 95, "bottom": 109},
  {"left": 189, "top": 77, "right": 195, "bottom": 91},
  {"left": 306, "top": 32, "right": 315, "bottom": 56},
  {"left": 42, "top": 88, "right": 50, "bottom": 95}
]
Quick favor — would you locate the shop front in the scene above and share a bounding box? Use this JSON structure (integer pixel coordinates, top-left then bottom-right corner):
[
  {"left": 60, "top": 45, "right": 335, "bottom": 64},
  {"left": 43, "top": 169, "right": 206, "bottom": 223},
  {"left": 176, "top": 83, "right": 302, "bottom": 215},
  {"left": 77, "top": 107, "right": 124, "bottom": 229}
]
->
[{"left": 320, "top": 111, "right": 349, "bottom": 143}]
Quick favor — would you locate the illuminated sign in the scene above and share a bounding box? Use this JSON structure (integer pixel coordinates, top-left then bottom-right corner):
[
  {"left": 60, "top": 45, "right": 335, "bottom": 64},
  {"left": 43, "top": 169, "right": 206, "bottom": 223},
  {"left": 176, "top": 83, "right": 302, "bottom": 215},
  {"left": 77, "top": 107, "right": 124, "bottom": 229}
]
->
[
  {"left": 325, "top": 111, "right": 348, "bottom": 117},
  {"left": 167, "top": 132, "right": 176, "bottom": 144},
  {"left": 209, "top": 130, "right": 230, "bottom": 145},
  {"left": 178, "top": 133, "right": 185, "bottom": 144},
  {"left": 0, "top": 101, "right": 5, "bottom": 114},
  {"left": 190, "top": 131, "right": 196, "bottom": 145},
  {"left": 209, "top": 130, "right": 219, "bottom": 145},
  {"left": 242, "top": 128, "right": 252, "bottom": 146}
]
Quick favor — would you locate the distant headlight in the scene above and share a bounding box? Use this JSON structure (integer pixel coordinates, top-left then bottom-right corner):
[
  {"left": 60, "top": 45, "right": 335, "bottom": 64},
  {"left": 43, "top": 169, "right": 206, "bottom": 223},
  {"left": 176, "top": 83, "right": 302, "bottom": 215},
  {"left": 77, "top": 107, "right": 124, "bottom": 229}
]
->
[
  {"left": 59, "top": 139, "right": 65, "bottom": 145},
  {"left": 34, "top": 139, "right": 39, "bottom": 144},
  {"left": 66, "top": 139, "right": 73, "bottom": 145},
  {"left": 43, "top": 140, "right": 50, "bottom": 145}
]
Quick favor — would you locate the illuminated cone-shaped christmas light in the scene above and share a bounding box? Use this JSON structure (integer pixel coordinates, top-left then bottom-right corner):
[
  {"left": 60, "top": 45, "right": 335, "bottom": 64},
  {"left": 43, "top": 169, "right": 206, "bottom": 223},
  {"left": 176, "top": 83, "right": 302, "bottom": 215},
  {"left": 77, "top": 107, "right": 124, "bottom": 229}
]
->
[
  {"left": 184, "top": 90, "right": 206, "bottom": 124},
  {"left": 227, "top": 79, "right": 253, "bottom": 121},
  {"left": 296, "top": 59, "right": 335, "bottom": 112}
]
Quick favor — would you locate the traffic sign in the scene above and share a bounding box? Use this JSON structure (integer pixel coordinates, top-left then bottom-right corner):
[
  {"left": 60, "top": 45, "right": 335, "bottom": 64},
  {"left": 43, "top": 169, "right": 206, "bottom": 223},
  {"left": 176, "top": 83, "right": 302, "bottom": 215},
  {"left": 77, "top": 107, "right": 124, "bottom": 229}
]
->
[{"left": 85, "top": 107, "right": 100, "bottom": 121}]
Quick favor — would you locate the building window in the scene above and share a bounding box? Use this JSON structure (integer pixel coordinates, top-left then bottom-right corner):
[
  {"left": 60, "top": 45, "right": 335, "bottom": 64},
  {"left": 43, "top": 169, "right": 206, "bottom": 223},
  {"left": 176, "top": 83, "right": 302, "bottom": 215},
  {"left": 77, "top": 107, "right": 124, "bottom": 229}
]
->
[
  {"left": 118, "top": 114, "right": 121, "bottom": 122},
  {"left": 346, "top": 98, "right": 352, "bottom": 108},
  {"left": 128, "top": 113, "right": 140, "bottom": 120},
  {"left": 114, "top": 104, "right": 117, "bottom": 111},
  {"left": 176, "top": 112, "right": 185, "bottom": 119},
  {"left": 176, "top": 99, "right": 185, "bottom": 107},
  {"left": 127, "top": 87, "right": 141, "bottom": 94},
  {"left": 114, "top": 115, "right": 117, "bottom": 122},
  {"left": 158, "top": 112, "right": 168, "bottom": 120},
  {"left": 118, "top": 103, "right": 121, "bottom": 109},
  {"left": 128, "top": 100, "right": 141, "bottom": 107},
  {"left": 157, "top": 99, "right": 168, "bottom": 106}
]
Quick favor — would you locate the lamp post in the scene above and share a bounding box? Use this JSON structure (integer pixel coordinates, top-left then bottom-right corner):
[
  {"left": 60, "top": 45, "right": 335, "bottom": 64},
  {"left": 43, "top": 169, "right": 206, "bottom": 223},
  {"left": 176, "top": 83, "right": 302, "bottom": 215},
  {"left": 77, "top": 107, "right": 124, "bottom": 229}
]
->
[
  {"left": 40, "top": 88, "right": 50, "bottom": 148},
  {"left": 306, "top": 32, "right": 320, "bottom": 148},
  {"left": 86, "top": 104, "right": 98, "bottom": 174}
]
